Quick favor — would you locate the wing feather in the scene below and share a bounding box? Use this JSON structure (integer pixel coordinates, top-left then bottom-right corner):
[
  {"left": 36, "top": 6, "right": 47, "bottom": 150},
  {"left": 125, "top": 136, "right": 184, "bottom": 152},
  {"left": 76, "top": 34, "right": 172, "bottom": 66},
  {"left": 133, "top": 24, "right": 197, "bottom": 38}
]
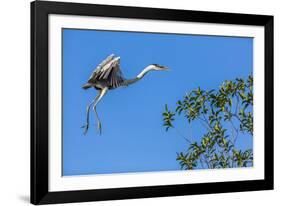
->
[
  {"left": 97, "top": 61, "right": 114, "bottom": 79},
  {"left": 110, "top": 65, "right": 125, "bottom": 88},
  {"left": 86, "top": 54, "right": 125, "bottom": 88},
  {"left": 88, "top": 54, "right": 115, "bottom": 81}
]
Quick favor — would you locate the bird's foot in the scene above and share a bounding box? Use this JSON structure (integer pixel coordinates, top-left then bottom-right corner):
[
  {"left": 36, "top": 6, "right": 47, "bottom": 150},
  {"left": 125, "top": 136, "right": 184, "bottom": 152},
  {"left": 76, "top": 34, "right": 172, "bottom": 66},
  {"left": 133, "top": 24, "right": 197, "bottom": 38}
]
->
[
  {"left": 96, "top": 122, "right": 102, "bottom": 135},
  {"left": 81, "top": 124, "right": 89, "bottom": 135}
]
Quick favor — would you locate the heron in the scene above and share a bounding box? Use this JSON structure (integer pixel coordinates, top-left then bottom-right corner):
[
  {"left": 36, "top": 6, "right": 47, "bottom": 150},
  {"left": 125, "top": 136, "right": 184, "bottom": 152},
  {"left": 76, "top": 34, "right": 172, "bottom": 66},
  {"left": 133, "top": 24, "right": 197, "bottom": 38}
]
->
[{"left": 82, "top": 54, "right": 169, "bottom": 135}]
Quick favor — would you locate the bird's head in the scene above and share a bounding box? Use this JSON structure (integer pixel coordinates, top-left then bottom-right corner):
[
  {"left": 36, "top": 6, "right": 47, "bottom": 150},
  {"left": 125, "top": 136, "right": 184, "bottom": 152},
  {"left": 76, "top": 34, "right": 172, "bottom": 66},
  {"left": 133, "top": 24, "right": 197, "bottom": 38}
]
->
[{"left": 150, "top": 64, "right": 169, "bottom": 71}]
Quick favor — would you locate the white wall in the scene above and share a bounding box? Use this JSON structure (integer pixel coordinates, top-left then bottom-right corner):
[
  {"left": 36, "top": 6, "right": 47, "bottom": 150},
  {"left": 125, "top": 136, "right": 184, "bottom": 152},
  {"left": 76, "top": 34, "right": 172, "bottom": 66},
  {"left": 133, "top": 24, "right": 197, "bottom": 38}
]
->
[{"left": 0, "top": 0, "right": 279, "bottom": 205}]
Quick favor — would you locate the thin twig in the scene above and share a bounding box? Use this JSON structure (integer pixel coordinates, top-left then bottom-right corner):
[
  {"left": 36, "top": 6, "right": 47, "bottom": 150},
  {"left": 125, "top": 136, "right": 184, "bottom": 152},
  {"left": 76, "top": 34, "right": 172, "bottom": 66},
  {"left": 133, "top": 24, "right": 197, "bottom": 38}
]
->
[
  {"left": 199, "top": 157, "right": 205, "bottom": 169},
  {"left": 173, "top": 127, "right": 192, "bottom": 144}
]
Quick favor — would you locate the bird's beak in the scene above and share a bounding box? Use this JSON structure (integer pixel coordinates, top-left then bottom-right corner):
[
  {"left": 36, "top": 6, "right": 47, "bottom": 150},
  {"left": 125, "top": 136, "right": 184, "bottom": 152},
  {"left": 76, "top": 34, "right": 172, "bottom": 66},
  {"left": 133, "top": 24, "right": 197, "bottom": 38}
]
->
[{"left": 161, "top": 66, "right": 170, "bottom": 71}]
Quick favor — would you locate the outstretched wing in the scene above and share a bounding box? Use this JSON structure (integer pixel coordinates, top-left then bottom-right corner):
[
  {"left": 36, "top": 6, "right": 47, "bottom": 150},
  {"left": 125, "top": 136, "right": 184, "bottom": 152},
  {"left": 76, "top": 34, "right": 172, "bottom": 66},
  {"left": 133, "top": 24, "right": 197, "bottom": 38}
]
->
[
  {"left": 87, "top": 54, "right": 115, "bottom": 82},
  {"left": 88, "top": 54, "right": 125, "bottom": 88},
  {"left": 107, "top": 63, "right": 125, "bottom": 88}
]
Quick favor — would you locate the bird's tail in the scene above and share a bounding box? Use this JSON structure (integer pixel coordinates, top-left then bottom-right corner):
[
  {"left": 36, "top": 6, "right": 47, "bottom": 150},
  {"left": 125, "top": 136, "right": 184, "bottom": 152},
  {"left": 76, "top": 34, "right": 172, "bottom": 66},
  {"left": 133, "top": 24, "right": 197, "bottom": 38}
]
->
[{"left": 82, "top": 82, "right": 92, "bottom": 90}]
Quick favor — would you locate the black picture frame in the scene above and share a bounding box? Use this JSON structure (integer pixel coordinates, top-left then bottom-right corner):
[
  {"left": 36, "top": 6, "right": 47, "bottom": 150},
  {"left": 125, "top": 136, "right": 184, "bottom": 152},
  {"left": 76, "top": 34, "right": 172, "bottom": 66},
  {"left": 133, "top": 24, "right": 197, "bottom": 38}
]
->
[{"left": 31, "top": 0, "right": 274, "bottom": 204}]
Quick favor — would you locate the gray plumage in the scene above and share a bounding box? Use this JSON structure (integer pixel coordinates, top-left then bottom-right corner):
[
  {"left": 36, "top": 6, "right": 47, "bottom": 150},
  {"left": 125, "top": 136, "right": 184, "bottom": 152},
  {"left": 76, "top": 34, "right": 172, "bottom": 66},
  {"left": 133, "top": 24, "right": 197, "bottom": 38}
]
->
[
  {"left": 83, "top": 54, "right": 126, "bottom": 90},
  {"left": 82, "top": 54, "right": 169, "bottom": 135}
]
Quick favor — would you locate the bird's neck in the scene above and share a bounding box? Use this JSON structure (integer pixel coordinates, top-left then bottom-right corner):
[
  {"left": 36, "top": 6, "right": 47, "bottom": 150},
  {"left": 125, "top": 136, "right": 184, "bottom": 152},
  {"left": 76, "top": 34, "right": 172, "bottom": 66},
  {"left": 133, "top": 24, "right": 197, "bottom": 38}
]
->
[
  {"left": 136, "top": 65, "right": 154, "bottom": 79},
  {"left": 122, "top": 65, "right": 154, "bottom": 86}
]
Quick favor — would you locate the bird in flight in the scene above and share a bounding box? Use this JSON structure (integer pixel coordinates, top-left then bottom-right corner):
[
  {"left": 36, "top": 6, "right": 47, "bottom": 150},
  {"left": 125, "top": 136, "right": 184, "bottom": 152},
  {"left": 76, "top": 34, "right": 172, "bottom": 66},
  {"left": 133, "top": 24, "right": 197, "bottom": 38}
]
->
[{"left": 82, "top": 54, "right": 169, "bottom": 135}]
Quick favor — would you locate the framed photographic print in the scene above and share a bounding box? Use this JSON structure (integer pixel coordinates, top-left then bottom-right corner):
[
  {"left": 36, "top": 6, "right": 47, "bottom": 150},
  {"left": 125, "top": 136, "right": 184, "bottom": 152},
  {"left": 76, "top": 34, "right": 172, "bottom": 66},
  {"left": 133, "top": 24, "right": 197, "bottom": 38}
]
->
[{"left": 31, "top": 0, "right": 274, "bottom": 204}]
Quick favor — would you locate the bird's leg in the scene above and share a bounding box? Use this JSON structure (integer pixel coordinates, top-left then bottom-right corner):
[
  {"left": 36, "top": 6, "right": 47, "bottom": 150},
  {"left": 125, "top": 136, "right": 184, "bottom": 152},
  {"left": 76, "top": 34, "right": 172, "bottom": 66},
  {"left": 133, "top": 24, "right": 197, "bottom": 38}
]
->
[
  {"left": 93, "top": 87, "right": 108, "bottom": 135},
  {"left": 82, "top": 90, "right": 102, "bottom": 135}
]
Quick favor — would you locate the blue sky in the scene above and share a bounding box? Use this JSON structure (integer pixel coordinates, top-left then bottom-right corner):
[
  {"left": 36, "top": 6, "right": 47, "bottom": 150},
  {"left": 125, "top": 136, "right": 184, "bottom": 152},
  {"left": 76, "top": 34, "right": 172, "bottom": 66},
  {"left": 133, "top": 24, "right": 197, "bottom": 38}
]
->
[{"left": 62, "top": 29, "right": 253, "bottom": 176}]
